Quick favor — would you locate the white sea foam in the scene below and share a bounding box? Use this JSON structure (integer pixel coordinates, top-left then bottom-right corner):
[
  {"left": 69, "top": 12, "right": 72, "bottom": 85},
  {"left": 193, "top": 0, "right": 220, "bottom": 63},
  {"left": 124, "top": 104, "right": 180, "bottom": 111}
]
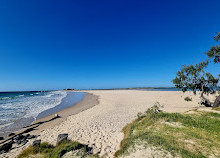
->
[
  {"left": 24, "top": 91, "right": 67, "bottom": 119},
  {"left": 0, "top": 122, "right": 13, "bottom": 129},
  {"left": 1, "top": 97, "right": 10, "bottom": 100},
  {"left": 0, "top": 91, "right": 67, "bottom": 130}
]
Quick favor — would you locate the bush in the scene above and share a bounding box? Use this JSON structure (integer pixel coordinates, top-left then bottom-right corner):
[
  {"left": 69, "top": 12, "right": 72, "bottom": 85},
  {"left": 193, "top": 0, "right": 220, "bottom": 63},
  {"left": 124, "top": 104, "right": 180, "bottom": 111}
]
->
[
  {"left": 17, "top": 140, "right": 97, "bottom": 158},
  {"left": 184, "top": 96, "right": 192, "bottom": 101},
  {"left": 137, "top": 102, "right": 163, "bottom": 120},
  {"left": 137, "top": 112, "right": 145, "bottom": 120}
]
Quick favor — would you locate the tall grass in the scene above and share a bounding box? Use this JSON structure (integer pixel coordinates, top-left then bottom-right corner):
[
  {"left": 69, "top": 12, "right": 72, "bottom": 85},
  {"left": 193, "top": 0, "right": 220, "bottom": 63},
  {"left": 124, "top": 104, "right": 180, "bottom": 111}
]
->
[
  {"left": 115, "top": 105, "right": 220, "bottom": 158},
  {"left": 17, "top": 140, "right": 98, "bottom": 158}
]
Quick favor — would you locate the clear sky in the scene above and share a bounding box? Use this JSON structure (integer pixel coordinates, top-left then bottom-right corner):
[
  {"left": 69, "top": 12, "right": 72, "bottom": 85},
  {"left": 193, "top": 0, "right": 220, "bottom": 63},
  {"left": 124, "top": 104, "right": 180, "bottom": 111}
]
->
[{"left": 0, "top": 0, "right": 219, "bottom": 91}]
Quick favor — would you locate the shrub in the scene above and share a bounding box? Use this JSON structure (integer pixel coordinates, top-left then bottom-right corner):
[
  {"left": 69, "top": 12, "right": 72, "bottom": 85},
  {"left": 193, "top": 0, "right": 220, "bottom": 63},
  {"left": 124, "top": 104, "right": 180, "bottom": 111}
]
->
[
  {"left": 17, "top": 140, "right": 97, "bottom": 158},
  {"left": 184, "top": 96, "right": 192, "bottom": 101}
]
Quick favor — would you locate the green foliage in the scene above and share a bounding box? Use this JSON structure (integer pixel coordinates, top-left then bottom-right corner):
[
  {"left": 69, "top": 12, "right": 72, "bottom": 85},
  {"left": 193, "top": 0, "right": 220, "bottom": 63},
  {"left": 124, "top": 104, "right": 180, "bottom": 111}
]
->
[
  {"left": 17, "top": 140, "right": 97, "bottom": 158},
  {"left": 137, "top": 102, "right": 164, "bottom": 120},
  {"left": 115, "top": 108, "right": 220, "bottom": 158},
  {"left": 172, "top": 60, "right": 218, "bottom": 94},
  {"left": 17, "top": 142, "right": 54, "bottom": 158},
  {"left": 214, "top": 107, "right": 220, "bottom": 111},
  {"left": 184, "top": 96, "right": 192, "bottom": 101},
  {"left": 206, "top": 32, "right": 220, "bottom": 63}
]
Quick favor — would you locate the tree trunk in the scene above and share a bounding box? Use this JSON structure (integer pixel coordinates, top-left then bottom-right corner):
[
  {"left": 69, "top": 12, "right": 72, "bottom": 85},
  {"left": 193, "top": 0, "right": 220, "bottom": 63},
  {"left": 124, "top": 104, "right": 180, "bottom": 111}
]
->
[
  {"left": 200, "top": 84, "right": 213, "bottom": 107},
  {"left": 212, "top": 95, "right": 220, "bottom": 109},
  {"left": 200, "top": 91, "right": 213, "bottom": 107}
]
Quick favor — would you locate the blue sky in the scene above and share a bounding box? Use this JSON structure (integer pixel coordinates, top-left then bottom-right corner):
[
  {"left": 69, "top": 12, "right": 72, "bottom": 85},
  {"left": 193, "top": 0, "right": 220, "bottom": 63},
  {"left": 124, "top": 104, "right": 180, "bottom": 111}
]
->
[{"left": 0, "top": 0, "right": 219, "bottom": 91}]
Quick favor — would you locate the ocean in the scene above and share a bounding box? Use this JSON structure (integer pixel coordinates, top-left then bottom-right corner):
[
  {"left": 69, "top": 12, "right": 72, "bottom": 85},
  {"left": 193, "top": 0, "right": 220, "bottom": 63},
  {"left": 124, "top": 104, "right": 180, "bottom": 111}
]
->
[{"left": 0, "top": 91, "right": 85, "bottom": 136}]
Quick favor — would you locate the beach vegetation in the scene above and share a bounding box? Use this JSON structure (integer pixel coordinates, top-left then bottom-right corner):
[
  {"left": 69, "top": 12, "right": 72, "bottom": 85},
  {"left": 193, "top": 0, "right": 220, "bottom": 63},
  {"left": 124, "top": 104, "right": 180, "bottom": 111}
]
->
[
  {"left": 214, "top": 107, "right": 220, "bottom": 111},
  {"left": 172, "top": 32, "right": 220, "bottom": 108},
  {"left": 17, "top": 140, "right": 98, "bottom": 158},
  {"left": 184, "top": 97, "right": 192, "bottom": 102},
  {"left": 115, "top": 104, "right": 220, "bottom": 157}
]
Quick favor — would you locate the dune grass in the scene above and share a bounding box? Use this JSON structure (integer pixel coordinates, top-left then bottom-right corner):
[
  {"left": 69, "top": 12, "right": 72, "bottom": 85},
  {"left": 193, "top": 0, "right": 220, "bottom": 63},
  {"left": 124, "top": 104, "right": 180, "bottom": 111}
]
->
[
  {"left": 214, "top": 107, "right": 220, "bottom": 111},
  {"left": 115, "top": 105, "right": 220, "bottom": 158},
  {"left": 17, "top": 140, "right": 98, "bottom": 158}
]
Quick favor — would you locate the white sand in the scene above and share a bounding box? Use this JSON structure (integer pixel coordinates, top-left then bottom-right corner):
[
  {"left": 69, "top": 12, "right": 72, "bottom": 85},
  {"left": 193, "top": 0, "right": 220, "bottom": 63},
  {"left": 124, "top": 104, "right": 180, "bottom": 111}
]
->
[{"left": 1, "top": 90, "right": 216, "bottom": 158}]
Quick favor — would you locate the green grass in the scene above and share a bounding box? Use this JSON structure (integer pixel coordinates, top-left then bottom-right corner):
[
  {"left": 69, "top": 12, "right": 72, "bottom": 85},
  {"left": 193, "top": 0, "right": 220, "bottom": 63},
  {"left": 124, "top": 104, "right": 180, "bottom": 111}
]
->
[
  {"left": 214, "top": 107, "right": 220, "bottom": 111},
  {"left": 17, "top": 140, "right": 99, "bottom": 158},
  {"left": 115, "top": 105, "right": 220, "bottom": 158}
]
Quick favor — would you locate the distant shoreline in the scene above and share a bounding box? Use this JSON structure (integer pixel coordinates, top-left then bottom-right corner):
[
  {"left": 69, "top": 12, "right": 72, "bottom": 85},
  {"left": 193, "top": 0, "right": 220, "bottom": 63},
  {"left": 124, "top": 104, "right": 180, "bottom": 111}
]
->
[
  {"left": 86, "top": 87, "right": 180, "bottom": 91},
  {"left": 0, "top": 87, "right": 177, "bottom": 92}
]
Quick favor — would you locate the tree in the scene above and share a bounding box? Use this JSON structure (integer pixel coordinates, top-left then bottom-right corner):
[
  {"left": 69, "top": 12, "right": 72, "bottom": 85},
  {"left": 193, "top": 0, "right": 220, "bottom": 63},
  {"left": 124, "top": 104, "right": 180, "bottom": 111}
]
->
[
  {"left": 206, "top": 32, "right": 220, "bottom": 63},
  {"left": 172, "top": 33, "right": 220, "bottom": 108}
]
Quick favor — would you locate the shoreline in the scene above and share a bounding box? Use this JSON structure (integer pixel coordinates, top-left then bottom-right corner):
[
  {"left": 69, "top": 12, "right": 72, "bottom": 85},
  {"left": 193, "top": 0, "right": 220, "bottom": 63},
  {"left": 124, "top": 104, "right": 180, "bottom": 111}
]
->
[
  {"left": 36, "top": 91, "right": 85, "bottom": 120},
  {"left": 0, "top": 92, "right": 99, "bottom": 143},
  {"left": 0, "top": 90, "right": 71, "bottom": 138},
  {"left": 29, "top": 92, "right": 99, "bottom": 136}
]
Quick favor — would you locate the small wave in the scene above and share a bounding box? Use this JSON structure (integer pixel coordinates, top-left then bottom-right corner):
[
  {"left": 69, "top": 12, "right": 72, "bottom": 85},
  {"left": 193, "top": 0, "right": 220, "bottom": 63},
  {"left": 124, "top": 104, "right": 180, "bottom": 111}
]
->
[
  {"left": 42, "top": 93, "right": 54, "bottom": 98},
  {"left": 24, "top": 91, "right": 67, "bottom": 119},
  {"left": 0, "top": 96, "right": 20, "bottom": 100},
  {"left": 0, "top": 122, "right": 13, "bottom": 129},
  {"left": 0, "top": 91, "right": 67, "bottom": 130},
  {"left": 0, "top": 97, "right": 10, "bottom": 100}
]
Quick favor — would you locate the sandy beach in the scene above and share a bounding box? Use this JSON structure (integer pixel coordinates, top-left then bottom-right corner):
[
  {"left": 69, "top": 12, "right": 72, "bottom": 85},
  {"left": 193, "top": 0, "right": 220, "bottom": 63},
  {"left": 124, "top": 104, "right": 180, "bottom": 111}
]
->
[{"left": 0, "top": 90, "right": 216, "bottom": 158}]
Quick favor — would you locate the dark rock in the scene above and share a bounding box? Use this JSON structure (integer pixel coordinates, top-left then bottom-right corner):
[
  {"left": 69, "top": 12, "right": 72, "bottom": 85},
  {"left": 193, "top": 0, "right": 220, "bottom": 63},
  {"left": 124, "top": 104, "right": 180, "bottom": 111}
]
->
[
  {"left": 23, "top": 139, "right": 28, "bottom": 145},
  {"left": 59, "top": 149, "right": 66, "bottom": 158},
  {"left": 74, "top": 144, "right": 85, "bottom": 150},
  {"left": 27, "top": 135, "right": 36, "bottom": 139},
  {"left": 85, "top": 145, "right": 93, "bottom": 154},
  {"left": 14, "top": 134, "right": 25, "bottom": 142},
  {"left": 23, "top": 134, "right": 30, "bottom": 140},
  {"left": 32, "top": 139, "right": 41, "bottom": 147},
  {"left": 57, "top": 134, "right": 68, "bottom": 145},
  {"left": 201, "top": 100, "right": 212, "bottom": 107},
  {"left": 8, "top": 133, "right": 15, "bottom": 137},
  {"left": 14, "top": 134, "right": 30, "bottom": 145},
  {"left": 17, "top": 139, "right": 28, "bottom": 145},
  {"left": 0, "top": 137, "right": 4, "bottom": 140},
  {"left": 0, "top": 141, "right": 14, "bottom": 153}
]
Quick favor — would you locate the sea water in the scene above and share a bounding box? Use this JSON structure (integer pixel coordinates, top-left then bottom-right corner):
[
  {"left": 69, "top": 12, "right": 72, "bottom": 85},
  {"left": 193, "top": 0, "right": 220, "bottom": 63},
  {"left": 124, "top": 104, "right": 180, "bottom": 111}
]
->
[{"left": 0, "top": 91, "right": 84, "bottom": 135}]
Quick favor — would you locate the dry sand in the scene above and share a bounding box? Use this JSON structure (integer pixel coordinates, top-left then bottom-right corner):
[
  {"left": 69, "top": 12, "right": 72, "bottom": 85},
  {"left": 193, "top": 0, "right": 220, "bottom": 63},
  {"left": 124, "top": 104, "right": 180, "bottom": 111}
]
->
[{"left": 1, "top": 90, "right": 216, "bottom": 158}]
